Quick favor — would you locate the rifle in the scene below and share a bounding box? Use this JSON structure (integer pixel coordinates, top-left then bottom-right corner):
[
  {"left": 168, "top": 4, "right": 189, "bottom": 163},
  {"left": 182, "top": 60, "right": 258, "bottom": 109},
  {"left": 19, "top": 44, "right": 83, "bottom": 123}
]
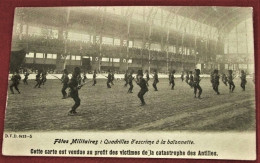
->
[
  {"left": 51, "top": 74, "right": 63, "bottom": 82},
  {"left": 78, "top": 80, "right": 93, "bottom": 89}
]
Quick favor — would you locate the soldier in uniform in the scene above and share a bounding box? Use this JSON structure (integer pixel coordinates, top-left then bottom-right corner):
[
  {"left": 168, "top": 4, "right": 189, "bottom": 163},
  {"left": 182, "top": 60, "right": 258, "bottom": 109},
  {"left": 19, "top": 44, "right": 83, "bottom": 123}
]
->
[
  {"left": 145, "top": 70, "right": 150, "bottom": 86},
  {"left": 221, "top": 73, "right": 228, "bottom": 86},
  {"left": 124, "top": 70, "right": 128, "bottom": 87},
  {"left": 170, "top": 70, "right": 175, "bottom": 90},
  {"left": 127, "top": 70, "right": 134, "bottom": 93},
  {"left": 240, "top": 70, "right": 247, "bottom": 91},
  {"left": 181, "top": 71, "right": 184, "bottom": 82},
  {"left": 41, "top": 71, "right": 47, "bottom": 85},
  {"left": 34, "top": 71, "right": 42, "bottom": 88},
  {"left": 111, "top": 71, "right": 115, "bottom": 85},
  {"left": 185, "top": 71, "right": 190, "bottom": 85},
  {"left": 227, "top": 70, "right": 235, "bottom": 92},
  {"left": 68, "top": 67, "right": 81, "bottom": 115},
  {"left": 10, "top": 70, "right": 21, "bottom": 94},
  {"left": 136, "top": 70, "right": 148, "bottom": 106},
  {"left": 107, "top": 70, "right": 112, "bottom": 88},
  {"left": 168, "top": 71, "right": 171, "bottom": 86},
  {"left": 61, "top": 69, "right": 69, "bottom": 99},
  {"left": 23, "top": 70, "right": 30, "bottom": 85},
  {"left": 193, "top": 69, "right": 202, "bottom": 99},
  {"left": 152, "top": 70, "right": 159, "bottom": 91},
  {"left": 92, "top": 70, "right": 97, "bottom": 86},
  {"left": 213, "top": 69, "right": 220, "bottom": 95},
  {"left": 189, "top": 71, "right": 194, "bottom": 88}
]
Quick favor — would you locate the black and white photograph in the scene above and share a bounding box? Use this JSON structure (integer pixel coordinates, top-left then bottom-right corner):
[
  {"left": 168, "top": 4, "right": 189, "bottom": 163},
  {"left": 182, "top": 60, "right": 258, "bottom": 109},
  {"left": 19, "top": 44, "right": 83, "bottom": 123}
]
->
[{"left": 2, "top": 6, "right": 256, "bottom": 160}]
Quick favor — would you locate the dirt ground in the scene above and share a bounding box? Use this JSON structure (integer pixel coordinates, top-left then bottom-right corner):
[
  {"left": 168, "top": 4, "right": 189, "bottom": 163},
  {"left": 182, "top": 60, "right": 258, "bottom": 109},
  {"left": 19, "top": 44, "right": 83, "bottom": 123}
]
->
[{"left": 4, "top": 77, "right": 255, "bottom": 132}]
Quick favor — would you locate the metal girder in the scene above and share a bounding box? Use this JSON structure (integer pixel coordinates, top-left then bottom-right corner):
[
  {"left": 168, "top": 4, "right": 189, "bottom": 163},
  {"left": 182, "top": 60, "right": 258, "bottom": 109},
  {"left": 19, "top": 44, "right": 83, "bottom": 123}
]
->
[
  {"left": 178, "top": 8, "right": 196, "bottom": 32},
  {"left": 218, "top": 12, "right": 251, "bottom": 38},
  {"left": 191, "top": 8, "right": 219, "bottom": 39},
  {"left": 209, "top": 7, "right": 241, "bottom": 38}
]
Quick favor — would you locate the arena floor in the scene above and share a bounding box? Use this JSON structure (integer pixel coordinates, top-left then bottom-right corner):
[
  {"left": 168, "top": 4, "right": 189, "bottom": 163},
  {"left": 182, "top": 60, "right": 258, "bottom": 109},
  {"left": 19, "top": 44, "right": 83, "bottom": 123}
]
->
[{"left": 4, "top": 78, "right": 255, "bottom": 132}]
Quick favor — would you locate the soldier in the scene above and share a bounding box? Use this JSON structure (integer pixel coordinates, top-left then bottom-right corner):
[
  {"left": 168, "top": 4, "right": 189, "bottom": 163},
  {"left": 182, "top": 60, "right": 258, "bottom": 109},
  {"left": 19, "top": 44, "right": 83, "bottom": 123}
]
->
[
  {"left": 92, "top": 70, "right": 97, "bottom": 86},
  {"left": 10, "top": 70, "right": 21, "bottom": 94},
  {"left": 194, "top": 69, "right": 202, "bottom": 99},
  {"left": 181, "top": 71, "right": 184, "bottom": 82},
  {"left": 136, "top": 70, "right": 148, "bottom": 106},
  {"left": 124, "top": 70, "right": 128, "bottom": 87},
  {"left": 68, "top": 67, "right": 81, "bottom": 115},
  {"left": 221, "top": 73, "right": 228, "bottom": 86},
  {"left": 111, "top": 71, "right": 115, "bottom": 85},
  {"left": 145, "top": 70, "right": 150, "bottom": 86},
  {"left": 170, "top": 70, "right": 175, "bottom": 90},
  {"left": 41, "top": 71, "right": 47, "bottom": 85},
  {"left": 83, "top": 71, "right": 87, "bottom": 83},
  {"left": 23, "top": 70, "right": 30, "bottom": 85},
  {"left": 168, "top": 71, "right": 171, "bottom": 86},
  {"left": 240, "top": 70, "right": 247, "bottom": 91},
  {"left": 213, "top": 69, "right": 220, "bottom": 95},
  {"left": 34, "top": 71, "right": 42, "bottom": 88},
  {"left": 128, "top": 70, "right": 134, "bottom": 93},
  {"left": 107, "top": 70, "right": 112, "bottom": 88},
  {"left": 227, "top": 70, "right": 235, "bottom": 93},
  {"left": 152, "top": 70, "right": 159, "bottom": 91},
  {"left": 185, "top": 71, "right": 190, "bottom": 85},
  {"left": 61, "top": 69, "right": 69, "bottom": 99},
  {"left": 189, "top": 71, "right": 194, "bottom": 88}
]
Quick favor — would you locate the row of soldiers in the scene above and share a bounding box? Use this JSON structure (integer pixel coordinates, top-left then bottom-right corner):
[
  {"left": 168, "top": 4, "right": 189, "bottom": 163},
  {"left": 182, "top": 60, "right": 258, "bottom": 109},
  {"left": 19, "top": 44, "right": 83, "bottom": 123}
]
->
[
  {"left": 60, "top": 67, "right": 148, "bottom": 115},
  {"left": 9, "top": 69, "right": 46, "bottom": 94},
  {"left": 124, "top": 70, "right": 159, "bottom": 92},
  {"left": 182, "top": 69, "right": 247, "bottom": 96},
  {"left": 10, "top": 67, "right": 250, "bottom": 115}
]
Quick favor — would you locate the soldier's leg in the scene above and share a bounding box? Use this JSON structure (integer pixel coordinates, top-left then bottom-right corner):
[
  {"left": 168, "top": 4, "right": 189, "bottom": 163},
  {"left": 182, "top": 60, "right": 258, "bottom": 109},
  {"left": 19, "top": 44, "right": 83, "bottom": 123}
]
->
[
  {"left": 61, "top": 85, "right": 67, "bottom": 98},
  {"left": 212, "top": 84, "right": 216, "bottom": 92},
  {"left": 14, "top": 84, "right": 20, "bottom": 93},
  {"left": 137, "top": 91, "right": 143, "bottom": 103},
  {"left": 232, "top": 82, "right": 235, "bottom": 92},
  {"left": 241, "top": 82, "right": 245, "bottom": 91},
  {"left": 129, "top": 84, "right": 133, "bottom": 92},
  {"left": 70, "top": 93, "right": 80, "bottom": 113},
  {"left": 138, "top": 90, "right": 146, "bottom": 105},
  {"left": 194, "top": 85, "right": 197, "bottom": 97},
  {"left": 216, "top": 84, "right": 220, "bottom": 94},
  {"left": 152, "top": 82, "right": 156, "bottom": 90},
  {"left": 198, "top": 85, "right": 202, "bottom": 98},
  {"left": 9, "top": 83, "right": 14, "bottom": 94},
  {"left": 154, "top": 82, "right": 158, "bottom": 91},
  {"left": 171, "top": 81, "right": 175, "bottom": 90},
  {"left": 34, "top": 80, "right": 39, "bottom": 88},
  {"left": 38, "top": 80, "right": 42, "bottom": 88},
  {"left": 240, "top": 82, "right": 245, "bottom": 91},
  {"left": 107, "top": 81, "right": 111, "bottom": 88}
]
